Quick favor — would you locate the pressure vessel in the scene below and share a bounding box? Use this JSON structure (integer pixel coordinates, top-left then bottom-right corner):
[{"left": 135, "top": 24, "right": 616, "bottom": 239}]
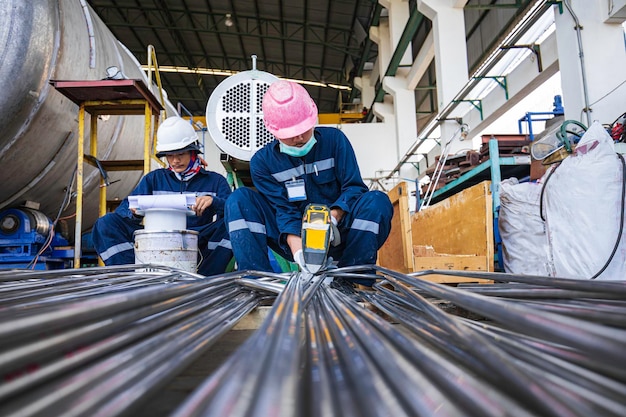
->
[{"left": 0, "top": 0, "right": 173, "bottom": 242}]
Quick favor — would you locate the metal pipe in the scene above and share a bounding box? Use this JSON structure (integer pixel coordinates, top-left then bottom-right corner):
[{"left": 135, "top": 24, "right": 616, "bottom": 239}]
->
[
  {"left": 171, "top": 274, "right": 306, "bottom": 417},
  {"left": 375, "top": 266, "right": 626, "bottom": 377},
  {"left": 316, "top": 290, "right": 407, "bottom": 417},
  {"left": 370, "top": 285, "right": 584, "bottom": 417},
  {"left": 302, "top": 300, "right": 347, "bottom": 417},
  {"left": 0, "top": 283, "right": 238, "bottom": 378},
  {"left": 456, "top": 283, "right": 626, "bottom": 300},
  {"left": 508, "top": 299, "right": 626, "bottom": 328},
  {"left": 0, "top": 263, "right": 195, "bottom": 281},
  {"left": 461, "top": 316, "right": 626, "bottom": 382},
  {"left": 3, "top": 265, "right": 626, "bottom": 416},
  {"left": 81, "top": 295, "right": 258, "bottom": 417},
  {"left": 366, "top": 288, "right": 626, "bottom": 416},
  {"left": 0, "top": 274, "right": 168, "bottom": 307},
  {"left": 352, "top": 293, "right": 536, "bottom": 417},
  {"left": 320, "top": 288, "right": 466, "bottom": 417},
  {"left": 0, "top": 275, "right": 235, "bottom": 342},
  {"left": 237, "top": 277, "right": 284, "bottom": 294},
  {"left": 0, "top": 292, "right": 258, "bottom": 417},
  {"left": 407, "top": 269, "right": 626, "bottom": 295},
  {"left": 461, "top": 318, "right": 626, "bottom": 406},
  {"left": 563, "top": 0, "right": 592, "bottom": 126}
]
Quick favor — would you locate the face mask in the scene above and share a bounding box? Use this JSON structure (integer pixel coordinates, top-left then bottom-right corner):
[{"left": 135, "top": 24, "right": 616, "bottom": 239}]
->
[{"left": 279, "top": 137, "right": 317, "bottom": 157}]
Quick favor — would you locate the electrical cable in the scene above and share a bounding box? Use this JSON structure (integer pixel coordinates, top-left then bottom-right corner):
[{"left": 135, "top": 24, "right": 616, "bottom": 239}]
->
[
  {"left": 590, "top": 152, "right": 625, "bottom": 279},
  {"left": 539, "top": 164, "right": 559, "bottom": 222},
  {"left": 587, "top": 80, "right": 626, "bottom": 113},
  {"left": 25, "top": 163, "right": 78, "bottom": 269}
]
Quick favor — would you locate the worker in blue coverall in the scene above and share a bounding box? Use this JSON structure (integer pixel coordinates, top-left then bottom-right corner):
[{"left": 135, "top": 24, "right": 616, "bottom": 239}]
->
[
  {"left": 92, "top": 116, "right": 233, "bottom": 276},
  {"left": 224, "top": 80, "right": 393, "bottom": 285}
]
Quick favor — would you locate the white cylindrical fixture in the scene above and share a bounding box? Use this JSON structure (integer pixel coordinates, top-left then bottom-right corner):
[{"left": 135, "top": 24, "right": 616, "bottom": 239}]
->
[{"left": 142, "top": 208, "right": 188, "bottom": 231}]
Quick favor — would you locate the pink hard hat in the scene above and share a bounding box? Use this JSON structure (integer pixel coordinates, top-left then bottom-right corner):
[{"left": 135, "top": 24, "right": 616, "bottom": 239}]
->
[{"left": 262, "top": 80, "right": 318, "bottom": 139}]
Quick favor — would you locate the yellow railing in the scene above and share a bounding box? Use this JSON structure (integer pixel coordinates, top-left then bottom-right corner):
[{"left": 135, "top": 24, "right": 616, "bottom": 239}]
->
[{"left": 146, "top": 45, "right": 167, "bottom": 167}]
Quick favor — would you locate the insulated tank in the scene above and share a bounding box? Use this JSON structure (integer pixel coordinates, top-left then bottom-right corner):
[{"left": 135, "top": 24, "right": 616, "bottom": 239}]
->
[{"left": 0, "top": 0, "right": 174, "bottom": 242}]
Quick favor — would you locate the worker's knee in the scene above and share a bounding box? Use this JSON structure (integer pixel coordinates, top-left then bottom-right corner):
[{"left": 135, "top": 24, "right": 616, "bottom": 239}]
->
[
  {"left": 358, "top": 190, "right": 393, "bottom": 220},
  {"left": 225, "top": 188, "right": 274, "bottom": 225},
  {"left": 225, "top": 188, "right": 259, "bottom": 217},
  {"left": 92, "top": 213, "right": 124, "bottom": 241},
  {"left": 229, "top": 187, "right": 257, "bottom": 202}
]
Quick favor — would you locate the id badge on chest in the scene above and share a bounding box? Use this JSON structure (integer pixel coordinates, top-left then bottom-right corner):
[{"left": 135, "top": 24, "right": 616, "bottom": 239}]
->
[{"left": 285, "top": 179, "right": 307, "bottom": 202}]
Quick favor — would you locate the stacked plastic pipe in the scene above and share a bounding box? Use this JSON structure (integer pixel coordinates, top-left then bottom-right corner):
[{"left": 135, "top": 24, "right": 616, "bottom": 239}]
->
[{"left": 1, "top": 265, "right": 626, "bottom": 417}]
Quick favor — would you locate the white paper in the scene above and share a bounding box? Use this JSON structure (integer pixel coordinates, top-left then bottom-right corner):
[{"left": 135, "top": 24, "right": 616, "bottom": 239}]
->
[{"left": 128, "top": 194, "right": 196, "bottom": 211}]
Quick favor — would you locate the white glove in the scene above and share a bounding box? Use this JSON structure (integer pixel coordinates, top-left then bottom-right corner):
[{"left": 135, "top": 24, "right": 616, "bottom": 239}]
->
[
  {"left": 293, "top": 249, "right": 310, "bottom": 273},
  {"left": 330, "top": 216, "right": 341, "bottom": 247}
]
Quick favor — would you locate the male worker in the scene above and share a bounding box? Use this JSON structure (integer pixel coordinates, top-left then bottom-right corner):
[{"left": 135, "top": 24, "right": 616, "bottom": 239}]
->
[
  {"left": 225, "top": 80, "right": 393, "bottom": 284},
  {"left": 92, "top": 116, "right": 233, "bottom": 276}
]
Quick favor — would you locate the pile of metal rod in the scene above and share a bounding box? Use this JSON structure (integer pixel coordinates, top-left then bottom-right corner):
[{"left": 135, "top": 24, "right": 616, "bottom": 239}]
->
[
  {"left": 0, "top": 265, "right": 273, "bottom": 417},
  {"left": 173, "top": 266, "right": 626, "bottom": 417},
  {"left": 1, "top": 265, "right": 626, "bottom": 416}
]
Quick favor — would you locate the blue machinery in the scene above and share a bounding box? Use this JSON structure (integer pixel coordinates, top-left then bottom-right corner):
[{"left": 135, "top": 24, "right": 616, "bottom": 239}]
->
[
  {"left": 518, "top": 95, "right": 565, "bottom": 140},
  {"left": 0, "top": 208, "right": 73, "bottom": 269}
]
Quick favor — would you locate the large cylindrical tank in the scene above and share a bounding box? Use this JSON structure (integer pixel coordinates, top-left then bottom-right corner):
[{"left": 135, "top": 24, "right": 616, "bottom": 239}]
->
[{"left": 0, "top": 0, "right": 174, "bottom": 242}]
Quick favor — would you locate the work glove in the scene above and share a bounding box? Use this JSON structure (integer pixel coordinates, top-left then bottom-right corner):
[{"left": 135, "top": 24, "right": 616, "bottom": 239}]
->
[
  {"left": 293, "top": 249, "right": 310, "bottom": 273},
  {"left": 329, "top": 216, "right": 341, "bottom": 247}
]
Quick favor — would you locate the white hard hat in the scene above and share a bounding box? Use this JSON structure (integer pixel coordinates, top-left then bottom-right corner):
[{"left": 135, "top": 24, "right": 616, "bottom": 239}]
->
[{"left": 156, "top": 116, "right": 201, "bottom": 157}]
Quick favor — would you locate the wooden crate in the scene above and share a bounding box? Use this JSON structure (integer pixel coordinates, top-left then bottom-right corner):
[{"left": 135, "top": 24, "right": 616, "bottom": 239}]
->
[
  {"left": 411, "top": 181, "right": 494, "bottom": 283},
  {"left": 377, "top": 182, "right": 414, "bottom": 273}
]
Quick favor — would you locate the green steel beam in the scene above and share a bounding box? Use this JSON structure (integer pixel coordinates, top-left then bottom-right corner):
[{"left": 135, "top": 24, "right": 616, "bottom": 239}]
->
[
  {"left": 365, "top": 5, "right": 425, "bottom": 122},
  {"left": 464, "top": 1, "right": 524, "bottom": 9},
  {"left": 548, "top": 0, "right": 564, "bottom": 14},
  {"left": 349, "top": 3, "right": 384, "bottom": 102}
]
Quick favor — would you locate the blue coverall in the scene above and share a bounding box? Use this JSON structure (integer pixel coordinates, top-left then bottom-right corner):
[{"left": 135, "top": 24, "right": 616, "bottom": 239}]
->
[
  {"left": 225, "top": 127, "right": 393, "bottom": 282},
  {"left": 92, "top": 168, "right": 233, "bottom": 276}
]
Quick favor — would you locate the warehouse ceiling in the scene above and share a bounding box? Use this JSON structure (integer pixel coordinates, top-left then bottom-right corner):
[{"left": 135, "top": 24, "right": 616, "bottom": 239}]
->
[
  {"left": 86, "top": 0, "right": 536, "bottom": 117},
  {"left": 86, "top": 0, "right": 376, "bottom": 116}
]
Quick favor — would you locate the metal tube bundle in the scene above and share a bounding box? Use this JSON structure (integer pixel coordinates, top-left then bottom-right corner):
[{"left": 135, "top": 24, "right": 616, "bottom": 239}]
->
[
  {"left": 2, "top": 265, "right": 626, "bottom": 416},
  {"left": 302, "top": 286, "right": 470, "bottom": 417},
  {"left": 171, "top": 270, "right": 308, "bottom": 417},
  {"left": 360, "top": 267, "right": 626, "bottom": 417},
  {"left": 368, "top": 289, "right": 626, "bottom": 416},
  {"left": 0, "top": 265, "right": 263, "bottom": 417},
  {"left": 313, "top": 286, "right": 543, "bottom": 417},
  {"left": 192, "top": 265, "right": 624, "bottom": 417}
]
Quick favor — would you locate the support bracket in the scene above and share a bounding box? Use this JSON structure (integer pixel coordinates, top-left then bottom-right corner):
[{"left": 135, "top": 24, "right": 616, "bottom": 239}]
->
[
  {"left": 500, "top": 44, "right": 543, "bottom": 73},
  {"left": 451, "top": 99, "right": 484, "bottom": 120},
  {"left": 474, "top": 75, "right": 509, "bottom": 100}
]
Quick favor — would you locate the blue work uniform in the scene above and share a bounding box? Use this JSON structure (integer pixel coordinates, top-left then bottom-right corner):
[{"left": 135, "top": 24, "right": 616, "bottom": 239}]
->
[
  {"left": 92, "top": 168, "right": 233, "bottom": 276},
  {"left": 225, "top": 127, "right": 393, "bottom": 281}
]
